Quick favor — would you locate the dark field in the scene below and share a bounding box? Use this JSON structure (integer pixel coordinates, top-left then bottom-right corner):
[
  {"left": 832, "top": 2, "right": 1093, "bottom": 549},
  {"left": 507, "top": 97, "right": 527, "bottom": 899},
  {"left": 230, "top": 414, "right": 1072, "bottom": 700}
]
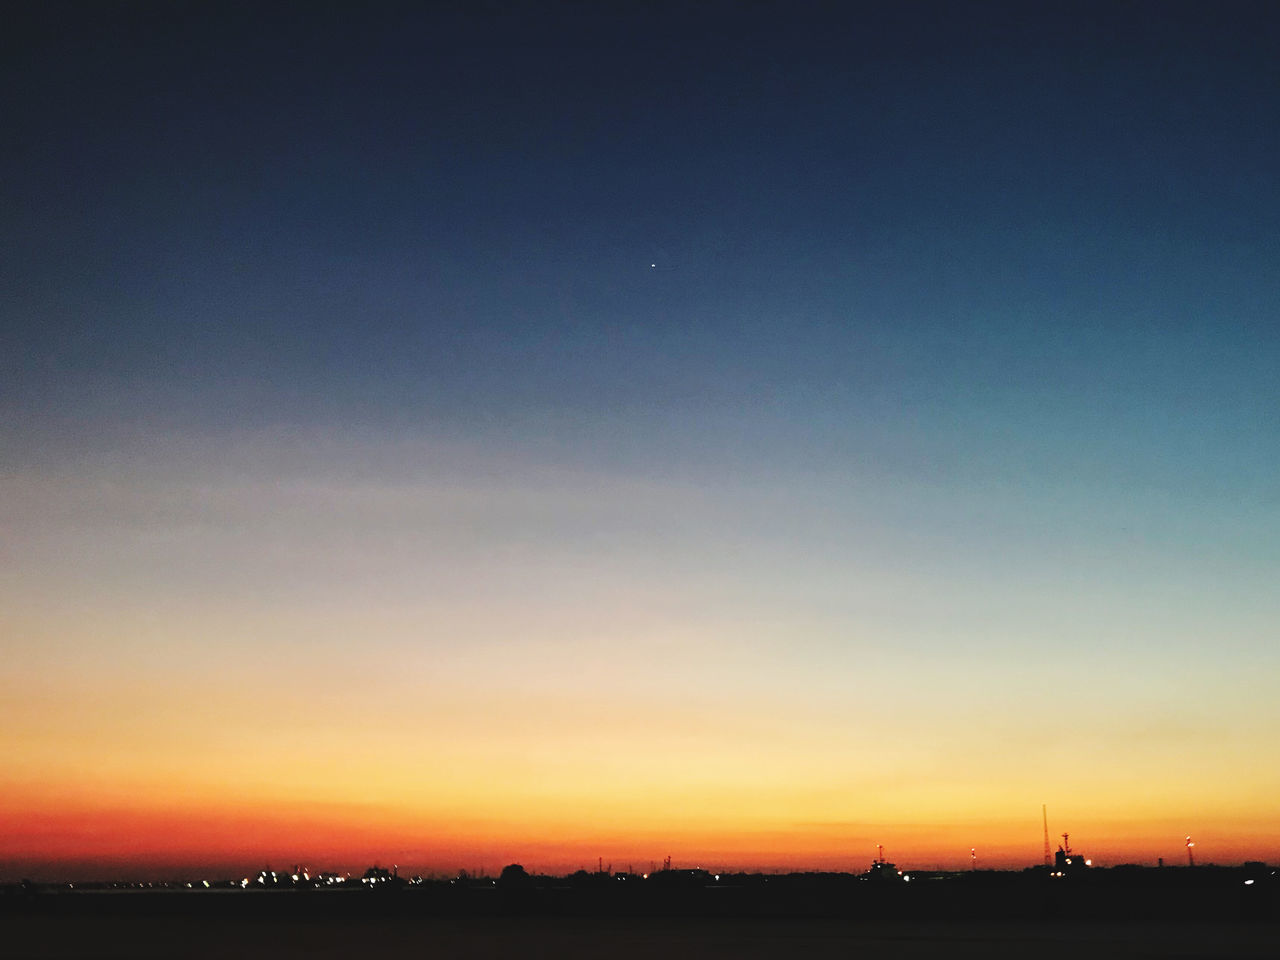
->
[
  {"left": 6, "top": 913, "right": 1279, "bottom": 959},
  {"left": 5, "top": 877, "right": 1278, "bottom": 959}
]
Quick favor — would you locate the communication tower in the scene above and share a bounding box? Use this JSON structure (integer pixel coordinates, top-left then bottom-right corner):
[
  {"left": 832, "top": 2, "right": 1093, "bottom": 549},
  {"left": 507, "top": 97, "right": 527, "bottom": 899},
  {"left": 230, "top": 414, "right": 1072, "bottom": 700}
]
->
[{"left": 1042, "top": 805, "right": 1051, "bottom": 868}]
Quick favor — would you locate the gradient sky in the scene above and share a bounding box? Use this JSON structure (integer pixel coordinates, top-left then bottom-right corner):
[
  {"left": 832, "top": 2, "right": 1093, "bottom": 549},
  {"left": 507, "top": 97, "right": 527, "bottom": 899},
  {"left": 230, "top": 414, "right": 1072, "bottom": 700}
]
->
[{"left": 3, "top": 1, "right": 1279, "bottom": 880}]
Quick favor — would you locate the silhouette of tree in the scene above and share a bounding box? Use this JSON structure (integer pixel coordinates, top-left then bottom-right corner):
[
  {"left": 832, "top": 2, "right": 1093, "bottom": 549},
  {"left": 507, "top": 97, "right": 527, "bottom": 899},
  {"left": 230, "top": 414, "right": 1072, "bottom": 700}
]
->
[{"left": 498, "top": 863, "right": 531, "bottom": 887}]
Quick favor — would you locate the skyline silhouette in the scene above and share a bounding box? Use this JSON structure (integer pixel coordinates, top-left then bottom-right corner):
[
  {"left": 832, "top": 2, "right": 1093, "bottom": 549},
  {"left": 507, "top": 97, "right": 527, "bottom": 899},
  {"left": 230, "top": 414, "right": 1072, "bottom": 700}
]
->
[{"left": 2, "top": 824, "right": 1268, "bottom": 885}]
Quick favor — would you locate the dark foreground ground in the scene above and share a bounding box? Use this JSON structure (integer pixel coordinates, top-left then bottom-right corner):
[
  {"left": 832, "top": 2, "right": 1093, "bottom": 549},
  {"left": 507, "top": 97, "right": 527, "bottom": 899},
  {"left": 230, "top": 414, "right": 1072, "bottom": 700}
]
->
[
  {"left": 6, "top": 913, "right": 1279, "bottom": 959},
  {"left": 5, "top": 871, "right": 1277, "bottom": 958}
]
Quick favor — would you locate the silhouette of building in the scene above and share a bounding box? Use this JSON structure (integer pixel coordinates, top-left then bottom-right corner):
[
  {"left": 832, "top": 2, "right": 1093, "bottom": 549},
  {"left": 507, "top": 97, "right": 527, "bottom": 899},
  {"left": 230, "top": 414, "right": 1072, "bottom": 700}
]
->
[
  {"left": 864, "top": 846, "right": 907, "bottom": 882},
  {"left": 1053, "top": 833, "right": 1091, "bottom": 875}
]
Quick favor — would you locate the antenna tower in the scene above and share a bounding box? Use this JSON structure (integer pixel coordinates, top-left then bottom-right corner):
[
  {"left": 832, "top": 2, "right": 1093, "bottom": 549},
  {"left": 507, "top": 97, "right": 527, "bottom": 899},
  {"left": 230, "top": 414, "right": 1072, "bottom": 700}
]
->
[{"left": 1042, "top": 805, "right": 1051, "bottom": 868}]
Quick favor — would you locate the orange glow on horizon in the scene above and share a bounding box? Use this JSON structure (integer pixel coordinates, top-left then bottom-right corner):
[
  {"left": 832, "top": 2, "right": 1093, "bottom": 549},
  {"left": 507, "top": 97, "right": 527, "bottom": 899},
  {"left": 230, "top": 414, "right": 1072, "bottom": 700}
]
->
[
  {"left": 7, "top": 782, "right": 1280, "bottom": 881},
  {"left": 4, "top": 454, "right": 1280, "bottom": 883}
]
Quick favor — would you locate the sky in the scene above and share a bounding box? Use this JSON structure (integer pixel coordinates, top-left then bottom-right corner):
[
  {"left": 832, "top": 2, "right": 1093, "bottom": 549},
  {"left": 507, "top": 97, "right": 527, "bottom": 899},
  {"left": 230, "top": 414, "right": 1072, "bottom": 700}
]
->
[{"left": 3, "top": 1, "right": 1279, "bottom": 880}]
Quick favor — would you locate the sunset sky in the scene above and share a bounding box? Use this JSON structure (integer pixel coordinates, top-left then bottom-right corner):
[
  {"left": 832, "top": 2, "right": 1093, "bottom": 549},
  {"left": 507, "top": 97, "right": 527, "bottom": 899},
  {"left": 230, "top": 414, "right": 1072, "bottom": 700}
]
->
[{"left": 4, "top": 2, "right": 1279, "bottom": 880}]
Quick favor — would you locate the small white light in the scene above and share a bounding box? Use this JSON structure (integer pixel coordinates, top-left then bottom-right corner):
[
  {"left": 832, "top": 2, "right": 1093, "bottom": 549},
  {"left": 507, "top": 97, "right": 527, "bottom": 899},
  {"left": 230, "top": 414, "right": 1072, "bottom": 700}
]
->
[{"left": 1245, "top": 879, "right": 1255, "bottom": 885}]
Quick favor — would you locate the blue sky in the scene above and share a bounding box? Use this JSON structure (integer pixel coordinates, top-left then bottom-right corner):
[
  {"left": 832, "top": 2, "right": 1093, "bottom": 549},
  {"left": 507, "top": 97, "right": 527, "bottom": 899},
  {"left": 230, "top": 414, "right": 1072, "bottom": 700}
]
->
[{"left": 3, "top": 2, "right": 1279, "bottom": 873}]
